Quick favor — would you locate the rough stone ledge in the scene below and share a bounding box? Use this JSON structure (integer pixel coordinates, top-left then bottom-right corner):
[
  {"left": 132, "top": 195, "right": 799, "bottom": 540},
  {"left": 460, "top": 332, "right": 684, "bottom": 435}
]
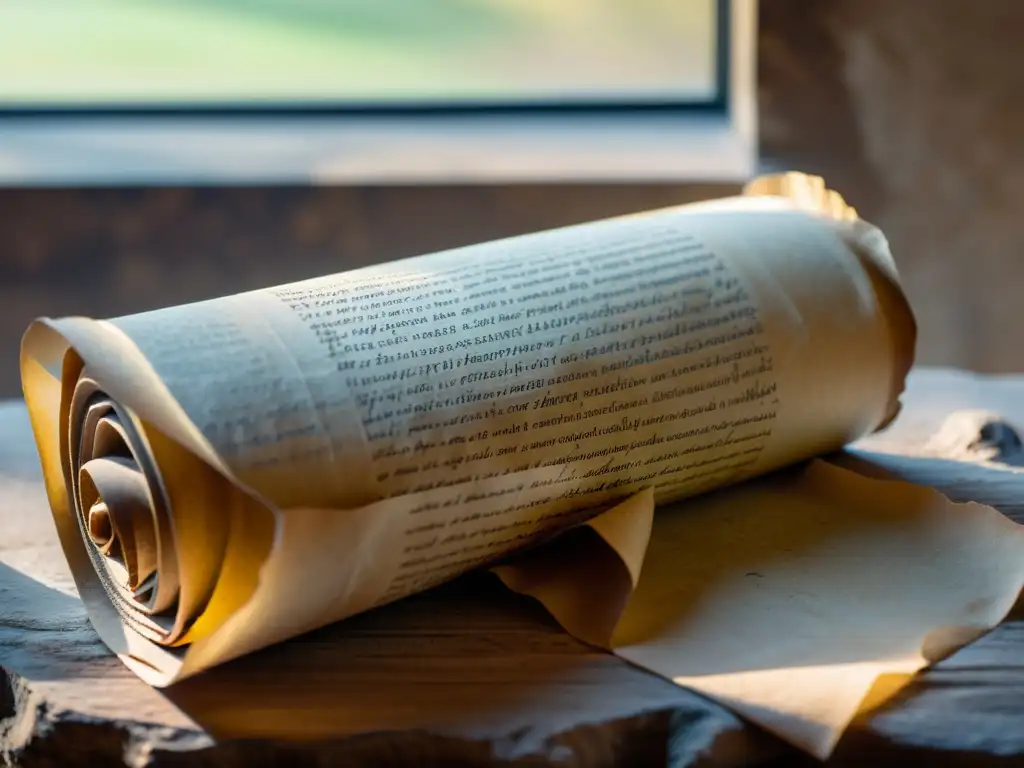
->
[{"left": 2, "top": 664, "right": 778, "bottom": 768}]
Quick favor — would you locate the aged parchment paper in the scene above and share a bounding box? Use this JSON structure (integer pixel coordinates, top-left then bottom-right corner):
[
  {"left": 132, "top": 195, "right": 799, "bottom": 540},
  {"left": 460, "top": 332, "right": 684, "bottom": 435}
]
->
[{"left": 20, "top": 174, "right": 1023, "bottom": 757}]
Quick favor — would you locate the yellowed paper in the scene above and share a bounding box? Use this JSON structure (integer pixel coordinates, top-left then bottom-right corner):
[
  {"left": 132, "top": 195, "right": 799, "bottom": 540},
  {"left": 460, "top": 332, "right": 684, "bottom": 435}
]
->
[
  {"left": 496, "top": 458, "right": 1024, "bottom": 758},
  {"left": 25, "top": 172, "right": 997, "bottom": 760}
]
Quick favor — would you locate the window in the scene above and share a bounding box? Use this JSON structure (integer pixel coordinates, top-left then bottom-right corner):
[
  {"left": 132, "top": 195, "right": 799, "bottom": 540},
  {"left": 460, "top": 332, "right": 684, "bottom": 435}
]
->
[{"left": 0, "top": 0, "right": 755, "bottom": 184}]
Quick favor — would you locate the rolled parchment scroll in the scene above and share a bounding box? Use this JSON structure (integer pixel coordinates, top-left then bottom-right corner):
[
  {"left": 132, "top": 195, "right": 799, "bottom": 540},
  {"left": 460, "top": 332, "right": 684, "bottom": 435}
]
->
[{"left": 24, "top": 174, "right": 1022, "bottom": 758}]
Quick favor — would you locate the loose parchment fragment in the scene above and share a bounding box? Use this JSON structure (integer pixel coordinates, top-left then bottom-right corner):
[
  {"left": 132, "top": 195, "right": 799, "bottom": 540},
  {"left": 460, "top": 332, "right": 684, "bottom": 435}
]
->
[{"left": 496, "top": 459, "right": 1024, "bottom": 758}]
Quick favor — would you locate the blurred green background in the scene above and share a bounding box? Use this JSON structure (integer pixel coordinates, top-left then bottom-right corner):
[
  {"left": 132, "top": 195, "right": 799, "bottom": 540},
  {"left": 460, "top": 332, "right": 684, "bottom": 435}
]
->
[{"left": 0, "top": 0, "right": 716, "bottom": 104}]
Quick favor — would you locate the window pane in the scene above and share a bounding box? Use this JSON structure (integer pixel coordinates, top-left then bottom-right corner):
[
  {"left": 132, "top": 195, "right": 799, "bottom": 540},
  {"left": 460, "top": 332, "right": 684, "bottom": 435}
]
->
[{"left": 0, "top": 0, "right": 718, "bottom": 105}]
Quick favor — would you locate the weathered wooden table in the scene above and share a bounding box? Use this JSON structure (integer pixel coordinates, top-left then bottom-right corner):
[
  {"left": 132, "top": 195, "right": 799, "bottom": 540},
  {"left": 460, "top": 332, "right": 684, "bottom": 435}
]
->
[{"left": 3, "top": 368, "right": 1024, "bottom": 767}]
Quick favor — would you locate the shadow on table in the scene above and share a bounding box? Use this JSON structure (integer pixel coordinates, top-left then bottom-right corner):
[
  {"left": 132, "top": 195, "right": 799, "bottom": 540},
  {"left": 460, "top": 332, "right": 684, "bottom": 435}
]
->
[
  {"left": 162, "top": 572, "right": 783, "bottom": 765},
  {"left": 0, "top": 563, "right": 784, "bottom": 767}
]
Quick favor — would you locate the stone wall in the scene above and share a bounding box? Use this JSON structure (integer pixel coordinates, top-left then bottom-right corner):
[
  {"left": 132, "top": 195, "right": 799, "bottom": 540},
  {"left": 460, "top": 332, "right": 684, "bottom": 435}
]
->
[{"left": 0, "top": 0, "right": 1021, "bottom": 397}]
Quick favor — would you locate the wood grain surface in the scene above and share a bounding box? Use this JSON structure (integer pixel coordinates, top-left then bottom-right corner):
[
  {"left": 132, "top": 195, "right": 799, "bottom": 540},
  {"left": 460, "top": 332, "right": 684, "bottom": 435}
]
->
[{"left": 3, "top": 368, "right": 1024, "bottom": 766}]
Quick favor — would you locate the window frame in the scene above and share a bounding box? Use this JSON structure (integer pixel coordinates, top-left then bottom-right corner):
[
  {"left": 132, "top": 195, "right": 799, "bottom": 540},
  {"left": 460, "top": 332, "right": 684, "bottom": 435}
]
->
[{"left": 0, "top": 0, "right": 757, "bottom": 186}]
